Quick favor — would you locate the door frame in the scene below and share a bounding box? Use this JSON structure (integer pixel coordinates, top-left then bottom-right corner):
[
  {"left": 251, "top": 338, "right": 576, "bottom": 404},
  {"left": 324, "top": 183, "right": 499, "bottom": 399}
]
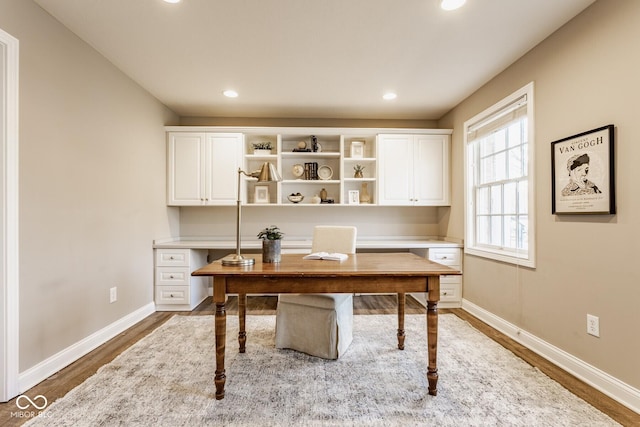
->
[{"left": 0, "top": 27, "right": 20, "bottom": 402}]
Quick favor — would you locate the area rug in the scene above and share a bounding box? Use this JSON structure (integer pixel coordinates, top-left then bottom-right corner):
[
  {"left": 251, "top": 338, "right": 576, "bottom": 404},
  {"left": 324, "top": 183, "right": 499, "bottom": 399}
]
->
[{"left": 25, "top": 314, "right": 618, "bottom": 426}]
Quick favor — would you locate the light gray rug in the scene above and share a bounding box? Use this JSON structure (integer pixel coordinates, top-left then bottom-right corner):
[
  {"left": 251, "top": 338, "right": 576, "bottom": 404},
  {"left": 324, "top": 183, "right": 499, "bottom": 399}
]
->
[{"left": 25, "top": 314, "right": 618, "bottom": 426}]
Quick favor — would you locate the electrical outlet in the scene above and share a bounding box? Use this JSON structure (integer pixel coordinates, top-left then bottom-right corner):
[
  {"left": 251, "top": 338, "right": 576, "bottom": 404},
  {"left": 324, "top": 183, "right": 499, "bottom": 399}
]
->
[
  {"left": 110, "top": 287, "right": 117, "bottom": 304},
  {"left": 586, "top": 314, "right": 599, "bottom": 337}
]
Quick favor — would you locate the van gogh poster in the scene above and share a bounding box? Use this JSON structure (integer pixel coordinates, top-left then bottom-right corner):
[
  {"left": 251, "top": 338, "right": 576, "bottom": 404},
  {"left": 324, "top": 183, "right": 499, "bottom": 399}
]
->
[{"left": 551, "top": 125, "right": 615, "bottom": 214}]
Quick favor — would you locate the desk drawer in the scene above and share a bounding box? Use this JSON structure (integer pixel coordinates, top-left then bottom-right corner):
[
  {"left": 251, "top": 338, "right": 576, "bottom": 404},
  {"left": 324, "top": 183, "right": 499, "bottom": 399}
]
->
[
  {"left": 428, "top": 248, "right": 461, "bottom": 267},
  {"left": 440, "top": 281, "right": 461, "bottom": 302},
  {"left": 155, "top": 286, "right": 190, "bottom": 305},
  {"left": 155, "top": 267, "right": 190, "bottom": 286},
  {"left": 155, "top": 249, "right": 190, "bottom": 267}
]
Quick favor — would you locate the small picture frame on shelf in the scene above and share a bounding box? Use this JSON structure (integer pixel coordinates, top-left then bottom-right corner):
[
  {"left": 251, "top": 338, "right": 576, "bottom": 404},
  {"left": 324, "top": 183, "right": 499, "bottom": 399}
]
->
[
  {"left": 348, "top": 190, "right": 360, "bottom": 205},
  {"left": 350, "top": 141, "right": 364, "bottom": 158},
  {"left": 254, "top": 185, "right": 270, "bottom": 204}
]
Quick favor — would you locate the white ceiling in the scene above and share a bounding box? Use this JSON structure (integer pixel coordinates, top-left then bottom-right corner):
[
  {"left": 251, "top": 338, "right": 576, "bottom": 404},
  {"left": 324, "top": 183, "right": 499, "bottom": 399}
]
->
[{"left": 33, "top": 0, "right": 595, "bottom": 120}]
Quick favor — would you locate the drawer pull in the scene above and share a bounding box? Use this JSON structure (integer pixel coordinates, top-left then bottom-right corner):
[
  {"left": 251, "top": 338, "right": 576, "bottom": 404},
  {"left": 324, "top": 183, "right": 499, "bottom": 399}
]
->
[
  {"left": 170, "top": 294, "right": 174, "bottom": 298},
  {"left": 169, "top": 256, "right": 175, "bottom": 260},
  {"left": 169, "top": 275, "right": 174, "bottom": 279}
]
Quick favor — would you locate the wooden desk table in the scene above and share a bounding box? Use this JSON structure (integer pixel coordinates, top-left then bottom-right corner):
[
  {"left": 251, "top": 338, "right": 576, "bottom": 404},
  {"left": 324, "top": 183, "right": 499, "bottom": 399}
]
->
[{"left": 192, "top": 252, "right": 460, "bottom": 400}]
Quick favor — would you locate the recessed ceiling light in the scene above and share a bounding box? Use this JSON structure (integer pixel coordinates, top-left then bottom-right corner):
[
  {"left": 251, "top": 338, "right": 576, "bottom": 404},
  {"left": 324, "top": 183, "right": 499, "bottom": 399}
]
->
[
  {"left": 441, "top": 0, "right": 466, "bottom": 11},
  {"left": 163, "top": 0, "right": 181, "bottom": 4},
  {"left": 223, "top": 90, "right": 239, "bottom": 98},
  {"left": 383, "top": 92, "right": 397, "bottom": 101}
]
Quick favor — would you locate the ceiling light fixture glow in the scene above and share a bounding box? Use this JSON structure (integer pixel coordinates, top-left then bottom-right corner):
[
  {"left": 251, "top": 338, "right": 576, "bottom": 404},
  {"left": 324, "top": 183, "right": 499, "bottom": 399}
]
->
[
  {"left": 440, "top": 0, "right": 466, "bottom": 11},
  {"left": 223, "top": 90, "right": 239, "bottom": 98},
  {"left": 383, "top": 92, "right": 397, "bottom": 101},
  {"left": 163, "top": 0, "right": 181, "bottom": 4}
]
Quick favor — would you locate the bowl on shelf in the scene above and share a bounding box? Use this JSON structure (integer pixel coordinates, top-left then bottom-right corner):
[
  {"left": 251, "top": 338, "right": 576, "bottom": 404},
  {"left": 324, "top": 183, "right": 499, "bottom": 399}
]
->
[{"left": 287, "top": 193, "right": 304, "bottom": 203}]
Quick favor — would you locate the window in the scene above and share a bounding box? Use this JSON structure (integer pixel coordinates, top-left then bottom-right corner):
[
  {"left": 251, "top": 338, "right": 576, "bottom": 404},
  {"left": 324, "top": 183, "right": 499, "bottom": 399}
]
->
[{"left": 464, "top": 83, "right": 535, "bottom": 267}]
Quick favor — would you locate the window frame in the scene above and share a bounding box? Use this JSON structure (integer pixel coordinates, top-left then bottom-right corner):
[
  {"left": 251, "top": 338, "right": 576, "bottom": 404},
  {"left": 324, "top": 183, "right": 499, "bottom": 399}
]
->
[{"left": 464, "top": 82, "right": 536, "bottom": 268}]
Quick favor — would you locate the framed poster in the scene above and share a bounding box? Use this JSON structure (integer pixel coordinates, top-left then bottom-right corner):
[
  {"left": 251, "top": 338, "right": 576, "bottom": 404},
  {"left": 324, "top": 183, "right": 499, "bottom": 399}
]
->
[
  {"left": 254, "top": 185, "right": 270, "bottom": 204},
  {"left": 551, "top": 124, "right": 615, "bottom": 214}
]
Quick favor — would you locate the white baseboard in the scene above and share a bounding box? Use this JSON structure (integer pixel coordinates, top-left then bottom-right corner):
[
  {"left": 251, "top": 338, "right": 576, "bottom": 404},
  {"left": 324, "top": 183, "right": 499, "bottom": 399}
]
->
[
  {"left": 462, "top": 299, "right": 640, "bottom": 415},
  {"left": 18, "top": 302, "right": 156, "bottom": 393}
]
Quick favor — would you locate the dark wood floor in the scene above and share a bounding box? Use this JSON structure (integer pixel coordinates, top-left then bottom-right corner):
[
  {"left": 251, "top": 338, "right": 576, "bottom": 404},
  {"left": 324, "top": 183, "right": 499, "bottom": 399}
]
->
[{"left": 1, "top": 295, "right": 637, "bottom": 426}]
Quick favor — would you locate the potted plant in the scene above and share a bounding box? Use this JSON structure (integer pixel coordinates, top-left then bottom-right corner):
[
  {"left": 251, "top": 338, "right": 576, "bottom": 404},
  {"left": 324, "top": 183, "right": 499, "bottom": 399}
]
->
[
  {"left": 257, "top": 225, "right": 283, "bottom": 263},
  {"left": 353, "top": 164, "right": 365, "bottom": 178},
  {"left": 252, "top": 142, "right": 273, "bottom": 155}
]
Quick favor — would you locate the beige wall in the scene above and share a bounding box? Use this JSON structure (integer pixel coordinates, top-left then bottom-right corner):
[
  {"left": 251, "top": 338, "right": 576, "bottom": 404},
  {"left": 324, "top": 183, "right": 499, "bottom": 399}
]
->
[
  {"left": 0, "top": 0, "right": 179, "bottom": 371},
  {"left": 439, "top": 0, "right": 640, "bottom": 389}
]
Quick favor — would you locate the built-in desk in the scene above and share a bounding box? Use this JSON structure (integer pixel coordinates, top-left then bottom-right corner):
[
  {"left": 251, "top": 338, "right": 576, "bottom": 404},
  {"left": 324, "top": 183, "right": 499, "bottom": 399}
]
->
[{"left": 153, "top": 238, "right": 463, "bottom": 310}]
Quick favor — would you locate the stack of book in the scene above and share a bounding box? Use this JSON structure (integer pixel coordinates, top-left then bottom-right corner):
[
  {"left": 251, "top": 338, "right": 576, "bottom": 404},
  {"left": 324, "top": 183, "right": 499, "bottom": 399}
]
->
[{"left": 304, "top": 162, "right": 319, "bottom": 180}]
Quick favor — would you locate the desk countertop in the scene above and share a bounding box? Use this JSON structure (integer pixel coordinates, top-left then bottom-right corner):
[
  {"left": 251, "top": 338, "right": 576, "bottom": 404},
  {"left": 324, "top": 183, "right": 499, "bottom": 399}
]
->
[{"left": 153, "top": 238, "right": 462, "bottom": 250}]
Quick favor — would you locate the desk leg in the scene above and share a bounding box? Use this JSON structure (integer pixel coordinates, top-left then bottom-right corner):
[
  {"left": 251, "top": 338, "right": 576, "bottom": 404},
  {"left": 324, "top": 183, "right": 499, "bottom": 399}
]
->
[
  {"left": 426, "top": 276, "right": 440, "bottom": 396},
  {"left": 238, "top": 293, "right": 247, "bottom": 353},
  {"left": 214, "top": 278, "right": 227, "bottom": 400},
  {"left": 397, "top": 292, "right": 406, "bottom": 350}
]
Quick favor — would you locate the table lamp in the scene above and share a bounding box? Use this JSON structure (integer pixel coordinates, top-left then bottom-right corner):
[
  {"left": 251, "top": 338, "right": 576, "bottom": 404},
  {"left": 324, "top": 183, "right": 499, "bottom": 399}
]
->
[{"left": 221, "top": 162, "right": 281, "bottom": 266}]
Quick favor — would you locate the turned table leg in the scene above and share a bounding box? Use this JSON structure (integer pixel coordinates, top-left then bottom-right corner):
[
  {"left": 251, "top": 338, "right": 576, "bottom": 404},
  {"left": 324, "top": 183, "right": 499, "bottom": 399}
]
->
[
  {"left": 426, "top": 276, "right": 440, "bottom": 396},
  {"left": 238, "top": 293, "right": 247, "bottom": 353},
  {"left": 397, "top": 292, "right": 406, "bottom": 350},
  {"left": 214, "top": 278, "right": 227, "bottom": 400}
]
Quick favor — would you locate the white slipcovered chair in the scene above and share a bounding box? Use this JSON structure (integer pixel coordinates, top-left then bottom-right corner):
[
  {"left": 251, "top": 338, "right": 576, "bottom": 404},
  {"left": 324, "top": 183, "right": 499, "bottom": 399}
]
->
[{"left": 275, "top": 225, "right": 357, "bottom": 359}]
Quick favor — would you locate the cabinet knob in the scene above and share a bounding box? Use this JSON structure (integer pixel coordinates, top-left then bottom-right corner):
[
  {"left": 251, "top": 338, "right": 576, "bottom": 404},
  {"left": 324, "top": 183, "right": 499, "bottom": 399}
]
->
[
  {"left": 443, "top": 292, "right": 448, "bottom": 296},
  {"left": 170, "top": 294, "right": 174, "bottom": 298},
  {"left": 169, "top": 256, "right": 174, "bottom": 259},
  {"left": 169, "top": 275, "right": 174, "bottom": 279}
]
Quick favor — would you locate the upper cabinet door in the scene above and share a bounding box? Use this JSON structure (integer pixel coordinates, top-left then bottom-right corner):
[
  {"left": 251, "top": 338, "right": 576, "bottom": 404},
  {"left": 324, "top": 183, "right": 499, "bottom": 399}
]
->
[
  {"left": 204, "top": 133, "right": 243, "bottom": 205},
  {"left": 377, "top": 134, "right": 414, "bottom": 205},
  {"left": 167, "top": 132, "right": 206, "bottom": 206},
  {"left": 413, "top": 134, "right": 450, "bottom": 206}
]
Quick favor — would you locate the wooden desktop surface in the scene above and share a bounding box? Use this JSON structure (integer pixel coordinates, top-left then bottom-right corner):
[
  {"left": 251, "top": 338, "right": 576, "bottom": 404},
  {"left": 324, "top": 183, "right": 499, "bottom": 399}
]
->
[{"left": 192, "top": 252, "right": 461, "bottom": 400}]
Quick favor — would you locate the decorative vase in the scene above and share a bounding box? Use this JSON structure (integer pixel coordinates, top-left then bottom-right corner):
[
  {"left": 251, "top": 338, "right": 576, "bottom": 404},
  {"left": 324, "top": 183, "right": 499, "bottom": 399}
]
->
[
  {"left": 354, "top": 170, "right": 363, "bottom": 178},
  {"left": 262, "top": 239, "right": 281, "bottom": 263},
  {"left": 311, "top": 194, "right": 321, "bottom": 204},
  {"left": 359, "top": 182, "right": 371, "bottom": 204},
  {"left": 320, "top": 188, "right": 327, "bottom": 201}
]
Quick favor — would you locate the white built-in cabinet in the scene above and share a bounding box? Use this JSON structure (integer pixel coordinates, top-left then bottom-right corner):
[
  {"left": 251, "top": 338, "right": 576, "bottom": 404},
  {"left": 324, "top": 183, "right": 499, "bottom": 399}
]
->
[
  {"left": 377, "top": 134, "right": 450, "bottom": 206},
  {"left": 410, "top": 247, "right": 462, "bottom": 308},
  {"left": 154, "top": 249, "right": 209, "bottom": 311},
  {"left": 166, "top": 128, "right": 450, "bottom": 207},
  {"left": 167, "top": 132, "right": 243, "bottom": 206}
]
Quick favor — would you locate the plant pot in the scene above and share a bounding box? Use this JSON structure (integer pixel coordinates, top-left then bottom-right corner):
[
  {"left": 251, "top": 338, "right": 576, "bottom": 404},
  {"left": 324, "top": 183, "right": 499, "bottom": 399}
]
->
[
  {"left": 262, "top": 239, "right": 281, "bottom": 263},
  {"left": 253, "top": 149, "right": 272, "bottom": 156}
]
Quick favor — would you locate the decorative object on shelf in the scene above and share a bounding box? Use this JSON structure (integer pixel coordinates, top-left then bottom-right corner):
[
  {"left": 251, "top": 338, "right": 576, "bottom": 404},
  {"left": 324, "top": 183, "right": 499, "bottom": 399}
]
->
[
  {"left": 292, "top": 163, "right": 304, "bottom": 178},
  {"left": 254, "top": 185, "right": 270, "bottom": 204},
  {"left": 318, "top": 165, "right": 333, "bottom": 180},
  {"left": 304, "top": 162, "right": 319, "bottom": 180},
  {"left": 221, "top": 162, "right": 281, "bottom": 267},
  {"left": 293, "top": 140, "right": 311, "bottom": 152},
  {"left": 551, "top": 124, "right": 615, "bottom": 215},
  {"left": 257, "top": 225, "right": 283, "bottom": 263},
  {"left": 252, "top": 142, "right": 272, "bottom": 155},
  {"left": 359, "top": 182, "right": 371, "bottom": 204},
  {"left": 351, "top": 141, "right": 364, "bottom": 158},
  {"left": 348, "top": 190, "right": 360, "bottom": 205},
  {"left": 311, "top": 194, "right": 322, "bottom": 204},
  {"left": 312, "top": 135, "right": 319, "bottom": 152},
  {"left": 287, "top": 193, "right": 304, "bottom": 203},
  {"left": 320, "top": 188, "right": 327, "bottom": 201},
  {"left": 353, "top": 164, "right": 365, "bottom": 178}
]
